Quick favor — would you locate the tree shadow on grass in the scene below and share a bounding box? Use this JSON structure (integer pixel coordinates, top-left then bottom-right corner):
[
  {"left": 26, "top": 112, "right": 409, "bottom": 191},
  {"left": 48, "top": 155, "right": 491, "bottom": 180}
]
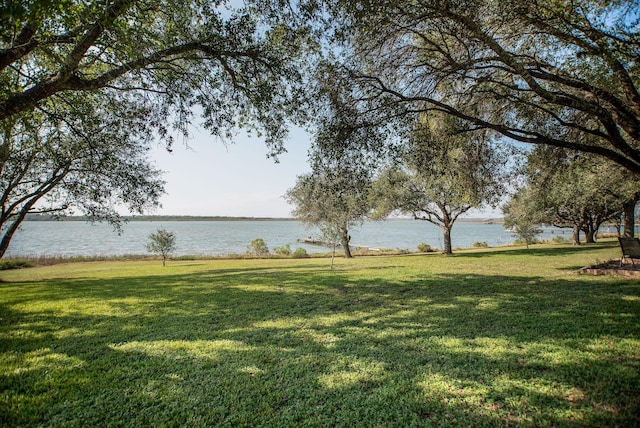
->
[
  {"left": 453, "top": 240, "right": 618, "bottom": 259},
  {"left": 1, "top": 262, "right": 639, "bottom": 426}
]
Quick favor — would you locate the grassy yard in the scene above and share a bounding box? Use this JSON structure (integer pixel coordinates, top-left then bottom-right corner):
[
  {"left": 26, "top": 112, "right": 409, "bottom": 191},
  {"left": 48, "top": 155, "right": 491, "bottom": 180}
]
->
[{"left": 1, "top": 241, "right": 639, "bottom": 427}]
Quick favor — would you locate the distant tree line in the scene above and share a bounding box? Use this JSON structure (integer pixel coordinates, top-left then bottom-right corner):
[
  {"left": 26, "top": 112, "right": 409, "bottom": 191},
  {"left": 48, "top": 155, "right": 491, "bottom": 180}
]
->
[{"left": 23, "top": 215, "right": 296, "bottom": 222}]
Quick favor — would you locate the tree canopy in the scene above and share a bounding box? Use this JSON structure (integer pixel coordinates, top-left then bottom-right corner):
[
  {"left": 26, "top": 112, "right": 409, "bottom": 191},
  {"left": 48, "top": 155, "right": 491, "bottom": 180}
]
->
[
  {"left": 1, "top": 0, "right": 309, "bottom": 154},
  {"left": 505, "top": 147, "right": 640, "bottom": 245},
  {"left": 0, "top": 91, "right": 165, "bottom": 258},
  {"left": 3, "top": 0, "right": 639, "bottom": 259},
  {"left": 305, "top": 0, "right": 640, "bottom": 174},
  {"left": 285, "top": 152, "right": 372, "bottom": 259}
]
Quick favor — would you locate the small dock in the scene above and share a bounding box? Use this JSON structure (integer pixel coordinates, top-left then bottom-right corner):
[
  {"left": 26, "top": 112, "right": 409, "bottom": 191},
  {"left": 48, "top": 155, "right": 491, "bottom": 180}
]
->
[
  {"left": 297, "top": 238, "right": 339, "bottom": 247},
  {"left": 296, "top": 238, "right": 380, "bottom": 251}
]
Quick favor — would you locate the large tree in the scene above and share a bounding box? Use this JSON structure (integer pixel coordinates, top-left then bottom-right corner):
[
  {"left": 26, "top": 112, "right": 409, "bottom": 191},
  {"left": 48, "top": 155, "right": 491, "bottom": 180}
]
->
[
  {"left": 285, "top": 62, "right": 385, "bottom": 260},
  {"left": 372, "top": 112, "right": 507, "bottom": 254},
  {"left": 0, "top": 0, "right": 309, "bottom": 257},
  {"left": 0, "top": 93, "right": 164, "bottom": 258},
  {"left": 302, "top": 0, "right": 640, "bottom": 174}
]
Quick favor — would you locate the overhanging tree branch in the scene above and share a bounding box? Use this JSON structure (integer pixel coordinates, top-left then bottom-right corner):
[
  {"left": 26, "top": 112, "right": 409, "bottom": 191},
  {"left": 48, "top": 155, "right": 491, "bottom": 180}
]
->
[
  {"left": 349, "top": 70, "right": 640, "bottom": 172},
  {"left": 0, "top": 40, "right": 280, "bottom": 121}
]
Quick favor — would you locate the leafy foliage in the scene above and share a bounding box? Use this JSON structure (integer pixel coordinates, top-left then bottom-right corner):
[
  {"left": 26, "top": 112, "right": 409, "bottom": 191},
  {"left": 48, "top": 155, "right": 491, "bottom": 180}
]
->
[
  {"left": 286, "top": 123, "right": 375, "bottom": 259},
  {"left": 503, "top": 188, "right": 544, "bottom": 249},
  {"left": 301, "top": 0, "right": 640, "bottom": 173},
  {"left": 291, "top": 247, "right": 309, "bottom": 258},
  {"left": 0, "top": 1, "right": 312, "bottom": 257},
  {"left": 506, "top": 148, "right": 640, "bottom": 244},
  {"left": 0, "top": 93, "right": 165, "bottom": 258},
  {"left": 0, "top": 258, "right": 33, "bottom": 270},
  {"left": 273, "top": 243, "right": 292, "bottom": 256},
  {"left": 416, "top": 243, "right": 432, "bottom": 253},
  {"left": 0, "top": 0, "right": 309, "bottom": 153},
  {"left": 286, "top": 166, "right": 371, "bottom": 259},
  {"left": 246, "top": 238, "right": 270, "bottom": 256}
]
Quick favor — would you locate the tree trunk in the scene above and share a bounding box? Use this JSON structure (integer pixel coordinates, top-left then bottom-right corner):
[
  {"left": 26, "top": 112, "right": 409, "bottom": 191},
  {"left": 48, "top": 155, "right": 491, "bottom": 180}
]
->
[
  {"left": 442, "top": 226, "right": 453, "bottom": 255},
  {"left": 0, "top": 222, "right": 19, "bottom": 259},
  {"left": 622, "top": 196, "right": 638, "bottom": 238},
  {"left": 592, "top": 219, "right": 603, "bottom": 242},
  {"left": 572, "top": 224, "right": 581, "bottom": 245},
  {"left": 0, "top": 200, "right": 38, "bottom": 258},
  {"left": 330, "top": 243, "right": 336, "bottom": 269},
  {"left": 582, "top": 221, "right": 597, "bottom": 243},
  {"left": 341, "top": 227, "right": 352, "bottom": 258},
  {"left": 584, "top": 227, "right": 596, "bottom": 243}
]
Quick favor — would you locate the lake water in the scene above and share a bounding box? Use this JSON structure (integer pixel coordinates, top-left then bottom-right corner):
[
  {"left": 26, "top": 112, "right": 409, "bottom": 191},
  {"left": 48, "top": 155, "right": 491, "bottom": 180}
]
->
[{"left": 4, "top": 219, "right": 576, "bottom": 258}]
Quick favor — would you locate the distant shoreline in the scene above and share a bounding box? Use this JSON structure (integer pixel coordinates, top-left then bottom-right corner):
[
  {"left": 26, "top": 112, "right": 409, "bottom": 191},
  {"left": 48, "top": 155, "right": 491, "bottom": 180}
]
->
[
  {"left": 24, "top": 214, "right": 296, "bottom": 222},
  {"left": 24, "top": 214, "right": 504, "bottom": 223}
]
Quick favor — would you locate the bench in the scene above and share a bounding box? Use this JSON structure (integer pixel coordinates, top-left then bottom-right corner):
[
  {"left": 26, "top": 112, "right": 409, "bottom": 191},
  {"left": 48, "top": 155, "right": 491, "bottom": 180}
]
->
[{"left": 619, "top": 237, "right": 640, "bottom": 269}]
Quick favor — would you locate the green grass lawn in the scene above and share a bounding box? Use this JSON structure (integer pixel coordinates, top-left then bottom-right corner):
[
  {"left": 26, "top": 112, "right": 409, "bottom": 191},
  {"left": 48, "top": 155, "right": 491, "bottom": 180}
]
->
[{"left": 1, "top": 241, "right": 639, "bottom": 427}]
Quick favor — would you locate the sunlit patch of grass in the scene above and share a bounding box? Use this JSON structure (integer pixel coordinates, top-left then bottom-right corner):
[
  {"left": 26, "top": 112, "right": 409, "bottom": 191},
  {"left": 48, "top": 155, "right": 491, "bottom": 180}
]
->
[
  {"left": 109, "top": 339, "right": 256, "bottom": 359},
  {"left": 1, "top": 241, "right": 638, "bottom": 426},
  {"left": 2, "top": 348, "right": 85, "bottom": 376},
  {"left": 318, "top": 356, "right": 386, "bottom": 389}
]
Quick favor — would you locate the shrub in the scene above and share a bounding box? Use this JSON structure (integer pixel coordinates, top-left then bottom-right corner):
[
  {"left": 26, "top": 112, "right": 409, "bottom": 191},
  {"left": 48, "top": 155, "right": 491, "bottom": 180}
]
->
[
  {"left": 417, "top": 243, "right": 432, "bottom": 253},
  {"left": 273, "top": 244, "right": 291, "bottom": 256},
  {"left": 514, "top": 238, "right": 540, "bottom": 246},
  {"left": 552, "top": 235, "right": 568, "bottom": 243},
  {"left": 0, "top": 259, "right": 34, "bottom": 270},
  {"left": 291, "top": 248, "right": 309, "bottom": 258},
  {"left": 247, "top": 238, "right": 269, "bottom": 256},
  {"left": 473, "top": 241, "right": 488, "bottom": 248}
]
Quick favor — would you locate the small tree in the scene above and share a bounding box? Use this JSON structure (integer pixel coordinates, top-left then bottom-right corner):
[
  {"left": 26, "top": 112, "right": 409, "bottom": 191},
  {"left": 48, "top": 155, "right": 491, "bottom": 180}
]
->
[
  {"left": 503, "top": 188, "right": 543, "bottom": 249},
  {"left": 273, "top": 243, "right": 292, "bottom": 256},
  {"left": 317, "top": 222, "right": 343, "bottom": 269},
  {"left": 146, "top": 228, "right": 176, "bottom": 267},
  {"left": 285, "top": 159, "right": 372, "bottom": 260}
]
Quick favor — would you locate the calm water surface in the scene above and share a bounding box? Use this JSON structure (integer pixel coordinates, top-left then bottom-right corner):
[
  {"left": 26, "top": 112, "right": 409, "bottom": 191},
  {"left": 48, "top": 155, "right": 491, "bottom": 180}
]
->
[{"left": 5, "top": 219, "right": 573, "bottom": 257}]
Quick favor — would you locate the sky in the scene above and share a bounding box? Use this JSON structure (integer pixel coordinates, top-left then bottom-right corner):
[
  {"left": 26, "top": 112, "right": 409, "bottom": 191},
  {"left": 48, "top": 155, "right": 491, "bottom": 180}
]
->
[
  {"left": 148, "top": 125, "right": 502, "bottom": 219},
  {"left": 149, "top": 126, "right": 312, "bottom": 218}
]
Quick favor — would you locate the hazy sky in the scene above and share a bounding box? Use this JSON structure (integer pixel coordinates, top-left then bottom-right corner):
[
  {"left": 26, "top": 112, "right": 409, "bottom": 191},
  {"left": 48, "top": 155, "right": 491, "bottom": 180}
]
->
[
  {"left": 150, "top": 126, "right": 312, "bottom": 218},
  {"left": 149, "top": 125, "right": 502, "bottom": 219}
]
